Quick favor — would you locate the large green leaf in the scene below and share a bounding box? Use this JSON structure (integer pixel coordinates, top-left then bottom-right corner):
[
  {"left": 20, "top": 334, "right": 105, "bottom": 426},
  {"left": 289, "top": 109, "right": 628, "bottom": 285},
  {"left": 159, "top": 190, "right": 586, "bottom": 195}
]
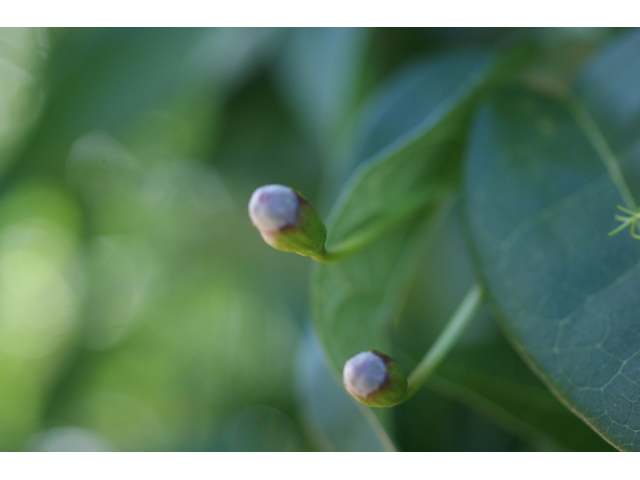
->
[
  {"left": 394, "top": 329, "right": 614, "bottom": 451},
  {"left": 463, "top": 30, "right": 640, "bottom": 451},
  {"left": 431, "top": 324, "right": 616, "bottom": 451},
  {"left": 391, "top": 214, "right": 612, "bottom": 451},
  {"left": 312, "top": 47, "right": 525, "bottom": 379}
]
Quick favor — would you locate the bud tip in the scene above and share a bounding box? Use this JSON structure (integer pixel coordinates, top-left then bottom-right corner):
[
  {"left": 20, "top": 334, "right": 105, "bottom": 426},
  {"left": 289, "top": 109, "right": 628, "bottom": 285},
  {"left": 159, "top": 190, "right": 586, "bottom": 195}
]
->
[
  {"left": 343, "top": 350, "right": 408, "bottom": 408},
  {"left": 248, "top": 184, "right": 299, "bottom": 233},
  {"left": 343, "top": 351, "right": 387, "bottom": 399},
  {"left": 248, "top": 184, "right": 326, "bottom": 257}
]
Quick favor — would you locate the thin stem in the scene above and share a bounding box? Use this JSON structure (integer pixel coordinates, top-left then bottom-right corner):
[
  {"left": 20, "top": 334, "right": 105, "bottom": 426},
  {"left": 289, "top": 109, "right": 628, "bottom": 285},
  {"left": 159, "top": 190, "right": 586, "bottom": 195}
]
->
[
  {"left": 609, "top": 218, "right": 633, "bottom": 237},
  {"left": 569, "top": 98, "right": 636, "bottom": 210},
  {"left": 609, "top": 205, "right": 640, "bottom": 237},
  {"left": 311, "top": 244, "right": 356, "bottom": 263},
  {"left": 405, "top": 283, "right": 485, "bottom": 400},
  {"left": 312, "top": 217, "right": 398, "bottom": 262},
  {"left": 311, "top": 189, "right": 447, "bottom": 263},
  {"left": 617, "top": 205, "right": 639, "bottom": 216}
]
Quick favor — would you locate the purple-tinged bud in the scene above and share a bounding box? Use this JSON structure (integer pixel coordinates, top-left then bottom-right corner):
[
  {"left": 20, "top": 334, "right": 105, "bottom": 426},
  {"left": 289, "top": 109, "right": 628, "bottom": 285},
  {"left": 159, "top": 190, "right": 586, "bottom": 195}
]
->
[
  {"left": 248, "top": 184, "right": 327, "bottom": 257},
  {"left": 343, "top": 350, "right": 408, "bottom": 408}
]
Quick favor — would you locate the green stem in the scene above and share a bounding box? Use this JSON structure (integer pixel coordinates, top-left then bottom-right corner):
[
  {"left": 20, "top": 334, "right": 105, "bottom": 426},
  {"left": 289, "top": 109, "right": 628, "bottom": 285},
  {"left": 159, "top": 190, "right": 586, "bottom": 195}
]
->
[
  {"left": 311, "top": 188, "right": 447, "bottom": 263},
  {"left": 311, "top": 245, "right": 352, "bottom": 263},
  {"left": 569, "top": 97, "right": 636, "bottom": 210},
  {"left": 609, "top": 205, "right": 640, "bottom": 237},
  {"left": 404, "top": 283, "right": 485, "bottom": 400},
  {"left": 609, "top": 215, "right": 634, "bottom": 237},
  {"left": 311, "top": 221, "right": 389, "bottom": 262}
]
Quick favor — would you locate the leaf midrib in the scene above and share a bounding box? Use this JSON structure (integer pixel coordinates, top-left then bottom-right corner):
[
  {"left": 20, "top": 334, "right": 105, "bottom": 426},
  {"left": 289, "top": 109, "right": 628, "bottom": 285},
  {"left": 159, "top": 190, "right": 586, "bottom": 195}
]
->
[
  {"left": 569, "top": 95, "right": 637, "bottom": 210},
  {"left": 326, "top": 52, "right": 498, "bottom": 238}
]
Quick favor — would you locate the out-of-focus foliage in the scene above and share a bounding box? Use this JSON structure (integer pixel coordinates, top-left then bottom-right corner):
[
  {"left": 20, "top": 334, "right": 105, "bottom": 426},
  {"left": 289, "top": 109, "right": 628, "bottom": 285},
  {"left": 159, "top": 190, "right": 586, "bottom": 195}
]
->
[{"left": 0, "top": 27, "right": 629, "bottom": 452}]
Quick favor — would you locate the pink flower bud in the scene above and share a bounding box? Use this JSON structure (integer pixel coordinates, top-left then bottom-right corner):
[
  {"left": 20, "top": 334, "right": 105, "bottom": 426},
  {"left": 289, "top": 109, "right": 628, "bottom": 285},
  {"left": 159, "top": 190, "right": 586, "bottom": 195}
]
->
[
  {"left": 248, "top": 184, "right": 326, "bottom": 257},
  {"left": 343, "top": 350, "right": 408, "bottom": 407},
  {"left": 249, "top": 185, "right": 299, "bottom": 232}
]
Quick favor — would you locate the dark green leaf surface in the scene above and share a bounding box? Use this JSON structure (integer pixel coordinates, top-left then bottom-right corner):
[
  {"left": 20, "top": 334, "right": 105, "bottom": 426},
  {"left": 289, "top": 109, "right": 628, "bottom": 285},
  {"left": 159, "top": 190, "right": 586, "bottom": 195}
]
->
[
  {"left": 313, "top": 48, "right": 519, "bottom": 380},
  {"left": 576, "top": 29, "right": 640, "bottom": 154},
  {"left": 392, "top": 206, "right": 614, "bottom": 451},
  {"left": 432, "top": 328, "right": 616, "bottom": 451},
  {"left": 463, "top": 30, "right": 640, "bottom": 452}
]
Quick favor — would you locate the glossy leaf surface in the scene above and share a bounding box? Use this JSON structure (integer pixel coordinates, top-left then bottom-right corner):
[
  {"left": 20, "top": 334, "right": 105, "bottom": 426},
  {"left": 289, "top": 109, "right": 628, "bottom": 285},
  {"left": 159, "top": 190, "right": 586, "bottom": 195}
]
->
[{"left": 463, "top": 31, "right": 640, "bottom": 451}]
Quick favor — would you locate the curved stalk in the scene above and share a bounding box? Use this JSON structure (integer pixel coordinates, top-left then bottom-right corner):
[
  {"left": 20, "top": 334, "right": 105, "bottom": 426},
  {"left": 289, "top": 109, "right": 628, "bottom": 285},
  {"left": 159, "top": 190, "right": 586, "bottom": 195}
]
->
[
  {"left": 312, "top": 189, "right": 447, "bottom": 263},
  {"left": 405, "top": 283, "right": 485, "bottom": 400}
]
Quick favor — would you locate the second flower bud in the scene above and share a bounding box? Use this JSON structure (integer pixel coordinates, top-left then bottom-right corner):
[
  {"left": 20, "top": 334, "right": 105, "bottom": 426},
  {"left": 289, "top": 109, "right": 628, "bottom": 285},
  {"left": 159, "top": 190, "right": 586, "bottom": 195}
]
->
[{"left": 343, "top": 350, "right": 408, "bottom": 407}]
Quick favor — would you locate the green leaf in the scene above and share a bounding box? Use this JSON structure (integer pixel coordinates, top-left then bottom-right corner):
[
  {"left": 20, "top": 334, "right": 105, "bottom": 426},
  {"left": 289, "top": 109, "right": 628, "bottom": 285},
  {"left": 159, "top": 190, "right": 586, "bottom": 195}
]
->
[
  {"left": 313, "top": 47, "right": 519, "bottom": 379},
  {"left": 349, "top": 50, "right": 492, "bottom": 169},
  {"left": 463, "top": 31, "right": 640, "bottom": 451},
  {"left": 431, "top": 322, "right": 616, "bottom": 451},
  {"left": 576, "top": 29, "right": 640, "bottom": 154},
  {"left": 390, "top": 206, "right": 613, "bottom": 451}
]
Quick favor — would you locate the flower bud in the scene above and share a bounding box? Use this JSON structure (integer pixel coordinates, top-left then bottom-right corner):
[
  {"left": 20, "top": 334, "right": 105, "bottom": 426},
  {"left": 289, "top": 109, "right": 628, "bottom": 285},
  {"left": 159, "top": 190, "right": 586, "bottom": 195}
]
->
[
  {"left": 248, "top": 184, "right": 327, "bottom": 257},
  {"left": 343, "top": 350, "right": 408, "bottom": 407}
]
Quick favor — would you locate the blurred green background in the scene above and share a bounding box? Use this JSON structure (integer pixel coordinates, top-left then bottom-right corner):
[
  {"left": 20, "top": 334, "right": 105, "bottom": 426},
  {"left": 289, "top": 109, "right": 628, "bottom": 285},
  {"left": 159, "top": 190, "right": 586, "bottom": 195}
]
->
[{"left": 0, "top": 27, "right": 621, "bottom": 451}]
